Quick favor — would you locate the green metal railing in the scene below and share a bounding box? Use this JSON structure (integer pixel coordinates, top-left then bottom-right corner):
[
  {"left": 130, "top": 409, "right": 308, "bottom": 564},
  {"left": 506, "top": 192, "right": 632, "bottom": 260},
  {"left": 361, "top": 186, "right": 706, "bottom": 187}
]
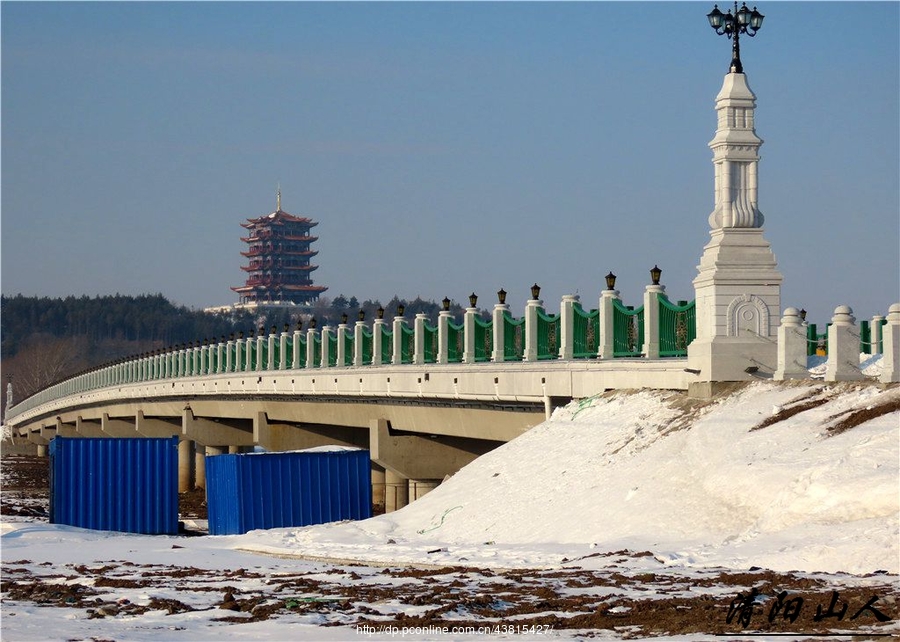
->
[
  {"left": 612, "top": 300, "right": 644, "bottom": 357},
  {"left": 473, "top": 316, "right": 493, "bottom": 362},
  {"left": 536, "top": 309, "right": 560, "bottom": 360},
  {"left": 400, "top": 325, "right": 415, "bottom": 364},
  {"left": 327, "top": 334, "right": 338, "bottom": 367},
  {"left": 311, "top": 334, "right": 322, "bottom": 368},
  {"left": 502, "top": 313, "right": 525, "bottom": 361},
  {"left": 342, "top": 332, "right": 354, "bottom": 366},
  {"left": 658, "top": 298, "right": 696, "bottom": 357},
  {"left": 359, "top": 328, "right": 373, "bottom": 365},
  {"left": 860, "top": 320, "right": 871, "bottom": 355},
  {"left": 572, "top": 304, "right": 600, "bottom": 358},
  {"left": 806, "top": 323, "right": 828, "bottom": 356},
  {"left": 380, "top": 325, "right": 392, "bottom": 364},
  {"left": 447, "top": 321, "right": 464, "bottom": 363},
  {"left": 423, "top": 322, "right": 438, "bottom": 363}
]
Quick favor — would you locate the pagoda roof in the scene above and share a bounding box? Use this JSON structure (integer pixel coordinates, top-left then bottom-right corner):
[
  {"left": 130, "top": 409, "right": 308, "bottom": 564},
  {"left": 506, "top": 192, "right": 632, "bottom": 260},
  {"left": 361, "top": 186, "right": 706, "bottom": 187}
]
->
[{"left": 240, "top": 209, "right": 318, "bottom": 229}]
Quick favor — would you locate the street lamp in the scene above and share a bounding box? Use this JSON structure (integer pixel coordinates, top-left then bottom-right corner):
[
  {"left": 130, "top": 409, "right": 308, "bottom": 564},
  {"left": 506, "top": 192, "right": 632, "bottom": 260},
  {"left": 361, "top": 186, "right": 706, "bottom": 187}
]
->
[
  {"left": 650, "top": 265, "right": 662, "bottom": 286},
  {"left": 605, "top": 272, "right": 617, "bottom": 291},
  {"left": 707, "top": 2, "right": 764, "bottom": 73}
]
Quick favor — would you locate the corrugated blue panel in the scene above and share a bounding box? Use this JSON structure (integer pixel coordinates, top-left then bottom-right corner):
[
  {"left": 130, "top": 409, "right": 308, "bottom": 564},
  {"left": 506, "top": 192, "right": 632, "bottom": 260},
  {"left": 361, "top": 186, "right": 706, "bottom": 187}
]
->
[
  {"left": 205, "top": 449, "right": 372, "bottom": 536},
  {"left": 49, "top": 437, "right": 179, "bottom": 535}
]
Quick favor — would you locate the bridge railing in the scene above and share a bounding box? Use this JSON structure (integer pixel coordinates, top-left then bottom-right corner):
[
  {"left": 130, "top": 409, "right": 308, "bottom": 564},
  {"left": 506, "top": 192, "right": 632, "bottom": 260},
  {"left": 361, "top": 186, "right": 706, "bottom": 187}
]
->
[{"left": 7, "top": 282, "right": 708, "bottom": 421}]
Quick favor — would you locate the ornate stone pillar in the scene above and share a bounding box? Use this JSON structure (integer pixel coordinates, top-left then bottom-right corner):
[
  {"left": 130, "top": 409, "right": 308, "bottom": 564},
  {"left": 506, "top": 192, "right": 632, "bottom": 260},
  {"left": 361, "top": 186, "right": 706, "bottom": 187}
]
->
[{"left": 688, "top": 71, "right": 782, "bottom": 382}]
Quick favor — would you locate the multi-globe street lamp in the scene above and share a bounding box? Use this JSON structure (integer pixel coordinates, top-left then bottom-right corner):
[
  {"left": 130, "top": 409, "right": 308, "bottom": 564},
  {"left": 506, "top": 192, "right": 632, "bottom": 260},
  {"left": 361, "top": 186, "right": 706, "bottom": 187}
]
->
[{"left": 707, "top": 2, "right": 764, "bottom": 73}]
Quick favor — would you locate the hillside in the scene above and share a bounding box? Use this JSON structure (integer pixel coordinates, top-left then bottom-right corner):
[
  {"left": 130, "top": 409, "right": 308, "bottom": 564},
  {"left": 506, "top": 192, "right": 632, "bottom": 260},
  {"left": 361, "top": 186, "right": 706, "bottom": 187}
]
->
[{"left": 242, "top": 377, "right": 900, "bottom": 576}]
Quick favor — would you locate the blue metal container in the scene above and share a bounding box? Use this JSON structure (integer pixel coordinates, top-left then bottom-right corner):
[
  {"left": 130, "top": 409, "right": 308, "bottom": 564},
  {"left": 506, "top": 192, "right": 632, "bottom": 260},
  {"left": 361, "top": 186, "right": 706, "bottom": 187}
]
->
[
  {"left": 49, "top": 436, "right": 179, "bottom": 535},
  {"left": 205, "top": 449, "right": 372, "bottom": 536}
]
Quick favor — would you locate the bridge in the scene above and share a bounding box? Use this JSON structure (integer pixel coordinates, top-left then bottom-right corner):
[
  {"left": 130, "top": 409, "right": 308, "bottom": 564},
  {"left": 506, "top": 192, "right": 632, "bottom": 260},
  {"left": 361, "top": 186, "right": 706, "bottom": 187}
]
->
[
  {"left": 6, "top": 67, "right": 900, "bottom": 512},
  {"left": 3, "top": 287, "right": 700, "bottom": 510}
]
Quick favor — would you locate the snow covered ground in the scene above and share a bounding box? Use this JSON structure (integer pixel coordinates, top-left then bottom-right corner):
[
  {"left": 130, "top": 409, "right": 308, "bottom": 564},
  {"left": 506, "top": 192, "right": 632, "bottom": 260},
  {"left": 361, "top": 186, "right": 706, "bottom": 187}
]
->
[{"left": 2, "top": 361, "right": 898, "bottom": 640}]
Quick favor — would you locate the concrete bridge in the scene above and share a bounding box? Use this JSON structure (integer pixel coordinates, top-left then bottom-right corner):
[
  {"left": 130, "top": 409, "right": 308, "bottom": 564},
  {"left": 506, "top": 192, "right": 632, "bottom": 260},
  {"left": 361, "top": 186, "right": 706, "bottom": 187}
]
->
[
  {"left": 7, "top": 67, "right": 900, "bottom": 511},
  {"left": 4, "top": 287, "right": 698, "bottom": 510}
]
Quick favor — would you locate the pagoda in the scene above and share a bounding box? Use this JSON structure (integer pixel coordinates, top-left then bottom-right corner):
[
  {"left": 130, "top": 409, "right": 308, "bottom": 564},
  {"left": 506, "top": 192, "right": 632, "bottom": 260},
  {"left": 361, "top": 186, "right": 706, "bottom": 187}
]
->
[{"left": 232, "top": 192, "right": 328, "bottom": 307}]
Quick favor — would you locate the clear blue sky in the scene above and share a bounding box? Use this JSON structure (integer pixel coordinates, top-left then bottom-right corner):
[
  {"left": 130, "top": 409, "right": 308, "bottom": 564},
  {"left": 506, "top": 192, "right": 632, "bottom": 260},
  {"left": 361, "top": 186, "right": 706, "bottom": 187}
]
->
[{"left": 2, "top": 1, "right": 898, "bottom": 325}]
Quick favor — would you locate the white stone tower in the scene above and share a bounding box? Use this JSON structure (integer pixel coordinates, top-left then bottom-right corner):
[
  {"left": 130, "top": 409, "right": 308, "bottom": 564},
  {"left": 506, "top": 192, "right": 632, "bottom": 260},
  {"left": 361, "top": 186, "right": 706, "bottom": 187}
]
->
[{"left": 687, "top": 71, "right": 782, "bottom": 381}]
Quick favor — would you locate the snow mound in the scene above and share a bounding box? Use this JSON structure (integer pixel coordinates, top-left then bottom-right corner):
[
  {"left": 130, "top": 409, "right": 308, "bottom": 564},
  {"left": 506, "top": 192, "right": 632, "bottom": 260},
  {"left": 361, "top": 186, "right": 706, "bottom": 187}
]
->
[{"left": 239, "top": 381, "right": 899, "bottom": 575}]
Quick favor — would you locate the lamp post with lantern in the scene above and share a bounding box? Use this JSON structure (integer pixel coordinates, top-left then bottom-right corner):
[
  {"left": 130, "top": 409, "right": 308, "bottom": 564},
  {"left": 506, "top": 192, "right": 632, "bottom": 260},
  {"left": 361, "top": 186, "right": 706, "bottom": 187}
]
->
[{"left": 706, "top": 2, "right": 764, "bottom": 73}]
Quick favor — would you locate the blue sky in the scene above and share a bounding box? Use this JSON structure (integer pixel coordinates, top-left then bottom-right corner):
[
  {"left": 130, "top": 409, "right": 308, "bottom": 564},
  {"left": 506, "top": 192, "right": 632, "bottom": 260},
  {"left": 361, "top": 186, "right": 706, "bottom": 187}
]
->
[{"left": 2, "top": 1, "right": 898, "bottom": 325}]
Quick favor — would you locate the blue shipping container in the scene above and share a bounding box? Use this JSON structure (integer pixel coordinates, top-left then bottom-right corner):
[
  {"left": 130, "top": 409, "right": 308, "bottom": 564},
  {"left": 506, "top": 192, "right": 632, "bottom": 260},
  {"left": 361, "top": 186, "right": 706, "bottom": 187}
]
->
[
  {"left": 205, "top": 449, "right": 372, "bottom": 535},
  {"left": 49, "top": 436, "right": 179, "bottom": 535}
]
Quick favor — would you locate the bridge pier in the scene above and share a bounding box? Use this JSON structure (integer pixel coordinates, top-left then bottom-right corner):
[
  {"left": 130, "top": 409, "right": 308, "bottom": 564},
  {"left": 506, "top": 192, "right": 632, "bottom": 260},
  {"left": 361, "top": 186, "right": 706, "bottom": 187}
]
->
[
  {"left": 369, "top": 418, "right": 500, "bottom": 506},
  {"left": 384, "top": 469, "right": 409, "bottom": 513},
  {"left": 55, "top": 418, "right": 78, "bottom": 438},
  {"left": 253, "top": 412, "right": 367, "bottom": 452},
  {"left": 178, "top": 439, "right": 194, "bottom": 492},
  {"left": 76, "top": 416, "right": 105, "bottom": 438},
  {"left": 101, "top": 413, "right": 138, "bottom": 437}
]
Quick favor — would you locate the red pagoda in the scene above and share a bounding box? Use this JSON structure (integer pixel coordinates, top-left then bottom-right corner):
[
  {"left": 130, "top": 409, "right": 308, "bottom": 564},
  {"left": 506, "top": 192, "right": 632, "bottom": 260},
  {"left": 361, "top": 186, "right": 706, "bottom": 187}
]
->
[{"left": 232, "top": 193, "right": 328, "bottom": 306}]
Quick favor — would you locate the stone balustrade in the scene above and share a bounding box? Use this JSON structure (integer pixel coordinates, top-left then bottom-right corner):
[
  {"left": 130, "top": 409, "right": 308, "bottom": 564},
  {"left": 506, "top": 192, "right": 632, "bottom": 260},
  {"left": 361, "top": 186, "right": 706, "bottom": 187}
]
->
[{"left": 774, "top": 303, "right": 900, "bottom": 383}]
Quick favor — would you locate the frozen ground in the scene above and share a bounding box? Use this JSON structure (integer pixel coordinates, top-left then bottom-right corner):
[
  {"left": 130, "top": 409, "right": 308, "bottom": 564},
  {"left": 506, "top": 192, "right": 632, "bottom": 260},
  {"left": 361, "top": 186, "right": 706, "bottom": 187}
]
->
[{"left": 1, "top": 362, "right": 898, "bottom": 640}]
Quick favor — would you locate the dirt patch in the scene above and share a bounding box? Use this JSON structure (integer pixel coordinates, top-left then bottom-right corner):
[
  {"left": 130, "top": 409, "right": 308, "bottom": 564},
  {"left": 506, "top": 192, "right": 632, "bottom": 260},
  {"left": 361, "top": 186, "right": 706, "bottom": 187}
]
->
[
  {"left": 2, "top": 453, "right": 898, "bottom": 639},
  {"left": 826, "top": 395, "right": 900, "bottom": 436}
]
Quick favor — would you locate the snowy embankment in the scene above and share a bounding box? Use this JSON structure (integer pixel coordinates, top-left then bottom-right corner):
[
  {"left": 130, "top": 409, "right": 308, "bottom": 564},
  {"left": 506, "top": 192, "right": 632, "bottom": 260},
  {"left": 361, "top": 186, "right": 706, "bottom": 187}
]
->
[{"left": 242, "top": 377, "right": 899, "bottom": 576}]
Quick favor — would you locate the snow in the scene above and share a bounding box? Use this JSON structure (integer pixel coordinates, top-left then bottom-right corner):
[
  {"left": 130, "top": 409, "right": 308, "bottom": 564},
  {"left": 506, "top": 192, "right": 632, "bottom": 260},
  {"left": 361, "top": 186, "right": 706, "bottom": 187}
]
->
[
  {"left": 2, "top": 370, "right": 898, "bottom": 640},
  {"left": 243, "top": 379, "right": 898, "bottom": 576}
]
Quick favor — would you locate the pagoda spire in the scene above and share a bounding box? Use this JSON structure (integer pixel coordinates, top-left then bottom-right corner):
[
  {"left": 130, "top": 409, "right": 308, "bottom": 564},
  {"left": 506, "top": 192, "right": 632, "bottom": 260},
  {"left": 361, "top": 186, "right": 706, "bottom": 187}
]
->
[{"left": 276, "top": 183, "right": 282, "bottom": 212}]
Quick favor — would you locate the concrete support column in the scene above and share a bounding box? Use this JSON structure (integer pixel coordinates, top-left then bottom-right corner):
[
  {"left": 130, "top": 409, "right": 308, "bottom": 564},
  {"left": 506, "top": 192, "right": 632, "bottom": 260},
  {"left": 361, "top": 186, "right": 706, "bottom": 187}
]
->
[
  {"left": 225, "top": 339, "right": 234, "bottom": 373},
  {"left": 384, "top": 469, "right": 409, "bottom": 513},
  {"left": 267, "top": 331, "right": 277, "bottom": 370},
  {"left": 437, "top": 309, "right": 451, "bottom": 365},
  {"left": 354, "top": 320, "right": 366, "bottom": 366},
  {"left": 245, "top": 334, "right": 255, "bottom": 372},
  {"left": 413, "top": 314, "right": 428, "bottom": 365},
  {"left": 392, "top": 315, "right": 405, "bottom": 365},
  {"left": 36, "top": 444, "right": 47, "bottom": 457},
  {"left": 558, "top": 295, "right": 580, "bottom": 360},
  {"left": 825, "top": 306, "right": 865, "bottom": 382},
  {"left": 278, "top": 331, "right": 288, "bottom": 369},
  {"left": 371, "top": 464, "right": 386, "bottom": 513},
  {"left": 642, "top": 285, "right": 666, "bottom": 359},
  {"left": 774, "top": 307, "right": 808, "bottom": 380},
  {"left": 463, "top": 304, "right": 477, "bottom": 364},
  {"left": 256, "top": 333, "right": 266, "bottom": 372},
  {"left": 178, "top": 439, "right": 194, "bottom": 493},
  {"left": 194, "top": 449, "right": 206, "bottom": 490},
  {"left": 879, "top": 304, "right": 900, "bottom": 384},
  {"left": 523, "top": 298, "right": 543, "bottom": 362},
  {"left": 492, "top": 303, "right": 510, "bottom": 362},
  {"left": 599, "top": 289, "right": 620, "bottom": 359},
  {"left": 409, "top": 479, "right": 440, "bottom": 502},
  {"left": 321, "top": 325, "right": 333, "bottom": 367},
  {"left": 336, "top": 324, "right": 348, "bottom": 367},
  {"left": 372, "top": 318, "right": 386, "bottom": 366},
  {"left": 199, "top": 343, "right": 208, "bottom": 375},
  {"left": 306, "top": 327, "right": 318, "bottom": 368}
]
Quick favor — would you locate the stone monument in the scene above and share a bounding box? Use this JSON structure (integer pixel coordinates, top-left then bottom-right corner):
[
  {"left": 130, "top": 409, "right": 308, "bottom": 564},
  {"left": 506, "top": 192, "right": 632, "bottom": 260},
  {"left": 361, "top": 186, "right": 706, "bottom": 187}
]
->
[{"left": 687, "top": 70, "right": 783, "bottom": 382}]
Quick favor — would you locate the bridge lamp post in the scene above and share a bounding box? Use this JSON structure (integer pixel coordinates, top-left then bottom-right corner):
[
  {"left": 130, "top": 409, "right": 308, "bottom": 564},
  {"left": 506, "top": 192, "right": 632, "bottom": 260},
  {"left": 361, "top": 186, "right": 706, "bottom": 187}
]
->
[
  {"left": 358, "top": 310, "right": 366, "bottom": 322},
  {"left": 605, "top": 272, "right": 617, "bottom": 291},
  {"left": 341, "top": 313, "right": 348, "bottom": 325},
  {"left": 707, "top": 2, "right": 764, "bottom": 73},
  {"left": 469, "top": 293, "right": 478, "bottom": 308},
  {"left": 397, "top": 304, "right": 405, "bottom": 318},
  {"left": 650, "top": 265, "right": 662, "bottom": 286},
  {"left": 377, "top": 307, "right": 385, "bottom": 320},
  {"left": 530, "top": 283, "right": 541, "bottom": 301},
  {"left": 497, "top": 288, "right": 507, "bottom": 305},
  {"left": 442, "top": 297, "right": 451, "bottom": 311}
]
